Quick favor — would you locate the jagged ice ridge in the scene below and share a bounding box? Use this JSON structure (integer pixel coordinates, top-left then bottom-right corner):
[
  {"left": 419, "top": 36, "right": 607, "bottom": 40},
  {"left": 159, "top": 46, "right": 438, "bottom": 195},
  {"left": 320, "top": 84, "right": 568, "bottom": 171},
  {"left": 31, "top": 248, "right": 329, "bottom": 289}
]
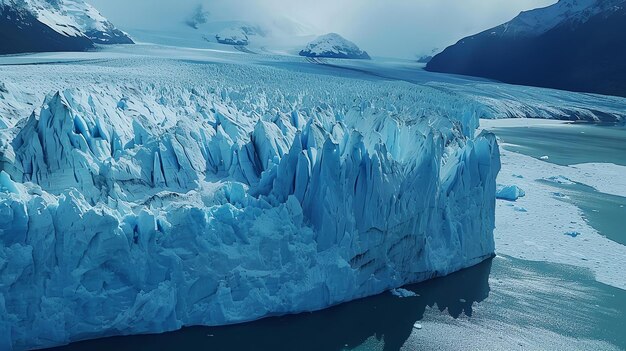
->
[{"left": 0, "top": 59, "right": 500, "bottom": 350}]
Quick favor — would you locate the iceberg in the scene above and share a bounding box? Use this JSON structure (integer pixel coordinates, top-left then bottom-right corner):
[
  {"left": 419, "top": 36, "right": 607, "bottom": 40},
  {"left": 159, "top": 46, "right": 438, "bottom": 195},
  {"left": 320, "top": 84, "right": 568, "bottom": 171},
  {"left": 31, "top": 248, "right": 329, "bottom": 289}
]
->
[
  {"left": 496, "top": 185, "right": 526, "bottom": 201},
  {"left": 0, "top": 56, "right": 500, "bottom": 350}
]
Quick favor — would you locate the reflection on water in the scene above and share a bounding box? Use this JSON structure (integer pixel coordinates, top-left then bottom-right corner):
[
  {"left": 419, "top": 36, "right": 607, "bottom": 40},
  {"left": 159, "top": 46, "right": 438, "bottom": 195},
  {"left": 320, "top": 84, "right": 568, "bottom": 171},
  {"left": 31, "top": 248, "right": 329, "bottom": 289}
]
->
[
  {"left": 49, "top": 260, "right": 492, "bottom": 351},
  {"left": 47, "top": 255, "right": 626, "bottom": 351}
]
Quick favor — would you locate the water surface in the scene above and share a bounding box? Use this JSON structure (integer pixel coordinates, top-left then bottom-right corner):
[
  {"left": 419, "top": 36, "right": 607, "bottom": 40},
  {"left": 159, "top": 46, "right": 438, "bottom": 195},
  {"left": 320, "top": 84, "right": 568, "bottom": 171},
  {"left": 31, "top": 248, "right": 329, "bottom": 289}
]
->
[
  {"left": 493, "top": 123, "right": 626, "bottom": 166},
  {"left": 49, "top": 256, "right": 625, "bottom": 351}
]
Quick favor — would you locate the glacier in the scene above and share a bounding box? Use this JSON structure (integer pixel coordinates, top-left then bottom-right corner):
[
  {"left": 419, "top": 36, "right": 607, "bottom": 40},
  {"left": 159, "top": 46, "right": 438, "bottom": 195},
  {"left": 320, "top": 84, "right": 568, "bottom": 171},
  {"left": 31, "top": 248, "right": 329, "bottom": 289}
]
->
[{"left": 0, "top": 51, "right": 502, "bottom": 350}]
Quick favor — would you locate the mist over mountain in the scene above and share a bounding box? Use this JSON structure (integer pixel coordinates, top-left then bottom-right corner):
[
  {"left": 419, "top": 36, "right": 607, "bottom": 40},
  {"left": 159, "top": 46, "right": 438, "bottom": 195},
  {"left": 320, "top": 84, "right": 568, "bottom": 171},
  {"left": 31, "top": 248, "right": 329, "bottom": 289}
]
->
[{"left": 89, "top": 0, "right": 555, "bottom": 58}]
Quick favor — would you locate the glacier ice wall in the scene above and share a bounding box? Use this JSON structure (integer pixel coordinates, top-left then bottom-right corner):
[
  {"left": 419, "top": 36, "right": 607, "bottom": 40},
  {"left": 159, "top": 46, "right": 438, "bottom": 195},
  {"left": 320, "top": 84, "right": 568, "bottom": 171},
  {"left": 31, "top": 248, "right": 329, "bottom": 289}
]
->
[{"left": 0, "top": 61, "right": 500, "bottom": 350}]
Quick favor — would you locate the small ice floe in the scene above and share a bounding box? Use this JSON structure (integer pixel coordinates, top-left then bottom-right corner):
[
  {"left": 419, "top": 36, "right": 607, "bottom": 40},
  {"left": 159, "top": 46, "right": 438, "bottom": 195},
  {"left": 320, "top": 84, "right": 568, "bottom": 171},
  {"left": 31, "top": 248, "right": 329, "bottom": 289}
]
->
[
  {"left": 565, "top": 231, "right": 581, "bottom": 238},
  {"left": 459, "top": 298, "right": 466, "bottom": 303},
  {"left": 544, "top": 175, "right": 575, "bottom": 185},
  {"left": 496, "top": 185, "right": 526, "bottom": 201},
  {"left": 540, "top": 155, "right": 550, "bottom": 160},
  {"left": 413, "top": 323, "right": 423, "bottom": 330},
  {"left": 390, "top": 288, "right": 418, "bottom": 298}
]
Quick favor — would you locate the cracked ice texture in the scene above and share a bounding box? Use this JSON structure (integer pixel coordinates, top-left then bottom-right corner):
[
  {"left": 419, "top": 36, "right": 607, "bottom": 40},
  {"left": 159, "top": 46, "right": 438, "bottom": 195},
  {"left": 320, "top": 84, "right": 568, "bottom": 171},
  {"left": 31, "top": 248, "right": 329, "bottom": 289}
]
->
[{"left": 0, "top": 61, "right": 500, "bottom": 350}]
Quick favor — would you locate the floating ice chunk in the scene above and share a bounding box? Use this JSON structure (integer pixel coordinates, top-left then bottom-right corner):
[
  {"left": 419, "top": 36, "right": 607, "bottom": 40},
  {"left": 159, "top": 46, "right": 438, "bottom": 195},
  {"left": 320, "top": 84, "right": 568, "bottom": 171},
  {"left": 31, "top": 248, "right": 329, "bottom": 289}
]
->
[
  {"left": 551, "top": 192, "right": 568, "bottom": 198},
  {"left": 540, "top": 155, "right": 550, "bottom": 160},
  {"left": 390, "top": 288, "right": 418, "bottom": 298},
  {"left": 496, "top": 185, "right": 526, "bottom": 201},
  {"left": 544, "top": 176, "right": 575, "bottom": 185}
]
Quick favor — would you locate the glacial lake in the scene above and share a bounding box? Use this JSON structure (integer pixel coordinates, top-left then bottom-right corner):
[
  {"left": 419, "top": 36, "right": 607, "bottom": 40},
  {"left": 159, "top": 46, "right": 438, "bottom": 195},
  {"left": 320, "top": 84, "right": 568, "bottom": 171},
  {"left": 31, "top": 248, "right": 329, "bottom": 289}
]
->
[
  {"left": 492, "top": 122, "right": 626, "bottom": 167},
  {"left": 48, "top": 123, "right": 626, "bottom": 351},
  {"left": 494, "top": 122, "right": 626, "bottom": 247}
]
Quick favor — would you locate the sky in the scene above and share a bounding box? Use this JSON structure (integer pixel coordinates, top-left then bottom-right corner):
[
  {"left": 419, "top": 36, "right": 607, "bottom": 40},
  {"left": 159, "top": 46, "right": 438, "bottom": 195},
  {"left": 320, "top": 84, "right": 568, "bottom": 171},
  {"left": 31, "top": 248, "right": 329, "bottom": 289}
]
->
[{"left": 90, "top": 0, "right": 557, "bottom": 58}]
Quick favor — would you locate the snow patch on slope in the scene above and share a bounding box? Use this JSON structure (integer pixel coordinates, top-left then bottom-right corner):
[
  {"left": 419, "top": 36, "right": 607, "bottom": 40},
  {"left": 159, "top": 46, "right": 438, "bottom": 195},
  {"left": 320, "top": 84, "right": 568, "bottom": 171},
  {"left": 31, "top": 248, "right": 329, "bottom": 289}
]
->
[
  {"left": 0, "top": 0, "right": 132, "bottom": 43},
  {"left": 495, "top": 0, "right": 625, "bottom": 37},
  {"left": 216, "top": 27, "right": 249, "bottom": 45}
]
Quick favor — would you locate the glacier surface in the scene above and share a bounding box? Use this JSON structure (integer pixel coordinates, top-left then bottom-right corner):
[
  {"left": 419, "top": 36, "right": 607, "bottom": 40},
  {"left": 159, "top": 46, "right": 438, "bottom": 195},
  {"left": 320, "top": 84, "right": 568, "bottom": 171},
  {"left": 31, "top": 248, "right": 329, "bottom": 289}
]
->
[{"left": 0, "top": 49, "right": 503, "bottom": 350}]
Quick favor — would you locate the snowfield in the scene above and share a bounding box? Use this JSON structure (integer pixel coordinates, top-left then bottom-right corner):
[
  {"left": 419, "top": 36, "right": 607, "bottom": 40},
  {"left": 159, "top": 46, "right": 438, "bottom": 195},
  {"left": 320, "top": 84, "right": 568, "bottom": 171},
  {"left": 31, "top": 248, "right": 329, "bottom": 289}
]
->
[{"left": 0, "top": 46, "right": 502, "bottom": 350}]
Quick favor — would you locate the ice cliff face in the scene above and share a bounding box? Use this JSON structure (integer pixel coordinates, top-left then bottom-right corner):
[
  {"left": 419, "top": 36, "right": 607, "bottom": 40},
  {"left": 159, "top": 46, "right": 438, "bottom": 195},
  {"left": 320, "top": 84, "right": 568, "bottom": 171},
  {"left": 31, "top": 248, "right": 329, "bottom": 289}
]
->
[{"left": 0, "top": 60, "right": 499, "bottom": 350}]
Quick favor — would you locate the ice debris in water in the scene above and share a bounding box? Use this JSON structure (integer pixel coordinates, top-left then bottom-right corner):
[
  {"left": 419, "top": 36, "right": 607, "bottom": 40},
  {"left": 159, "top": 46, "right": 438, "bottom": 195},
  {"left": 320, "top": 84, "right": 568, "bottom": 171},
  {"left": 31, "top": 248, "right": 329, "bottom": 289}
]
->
[
  {"left": 390, "top": 288, "right": 418, "bottom": 298},
  {"left": 544, "top": 175, "right": 575, "bottom": 185},
  {"left": 496, "top": 185, "right": 526, "bottom": 201}
]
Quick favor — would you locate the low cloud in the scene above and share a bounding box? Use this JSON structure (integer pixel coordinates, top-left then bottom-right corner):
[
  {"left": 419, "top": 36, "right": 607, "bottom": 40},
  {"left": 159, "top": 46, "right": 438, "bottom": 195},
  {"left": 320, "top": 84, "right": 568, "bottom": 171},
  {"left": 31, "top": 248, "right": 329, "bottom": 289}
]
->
[{"left": 90, "top": 0, "right": 556, "bottom": 58}]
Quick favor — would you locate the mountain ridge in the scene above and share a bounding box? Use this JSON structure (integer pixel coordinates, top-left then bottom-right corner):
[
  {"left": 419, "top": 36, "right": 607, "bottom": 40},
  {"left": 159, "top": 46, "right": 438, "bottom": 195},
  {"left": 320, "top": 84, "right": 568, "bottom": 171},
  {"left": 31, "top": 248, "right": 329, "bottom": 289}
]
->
[
  {"left": 0, "top": 0, "right": 132, "bottom": 55},
  {"left": 427, "top": 0, "right": 626, "bottom": 97}
]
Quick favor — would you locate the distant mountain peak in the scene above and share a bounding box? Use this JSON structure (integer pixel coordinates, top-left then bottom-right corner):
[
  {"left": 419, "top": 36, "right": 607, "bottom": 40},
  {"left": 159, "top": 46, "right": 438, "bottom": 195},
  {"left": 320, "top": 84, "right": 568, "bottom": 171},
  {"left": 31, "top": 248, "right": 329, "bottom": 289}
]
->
[
  {"left": 299, "top": 33, "right": 370, "bottom": 60},
  {"left": 492, "top": 0, "right": 625, "bottom": 38},
  {"left": 427, "top": 0, "right": 626, "bottom": 97},
  {"left": 0, "top": 0, "right": 132, "bottom": 54}
]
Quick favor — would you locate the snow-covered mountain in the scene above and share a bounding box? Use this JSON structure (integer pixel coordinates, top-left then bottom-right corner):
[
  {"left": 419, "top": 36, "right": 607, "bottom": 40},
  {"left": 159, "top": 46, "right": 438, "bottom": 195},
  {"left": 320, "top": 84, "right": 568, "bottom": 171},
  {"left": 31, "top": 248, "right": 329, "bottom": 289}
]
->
[
  {"left": 215, "top": 27, "right": 250, "bottom": 45},
  {"left": 54, "top": 0, "right": 133, "bottom": 44},
  {"left": 494, "top": 0, "right": 624, "bottom": 37},
  {"left": 299, "top": 33, "right": 371, "bottom": 60},
  {"left": 427, "top": 0, "right": 626, "bottom": 97},
  {"left": 0, "top": 0, "right": 132, "bottom": 54}
]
